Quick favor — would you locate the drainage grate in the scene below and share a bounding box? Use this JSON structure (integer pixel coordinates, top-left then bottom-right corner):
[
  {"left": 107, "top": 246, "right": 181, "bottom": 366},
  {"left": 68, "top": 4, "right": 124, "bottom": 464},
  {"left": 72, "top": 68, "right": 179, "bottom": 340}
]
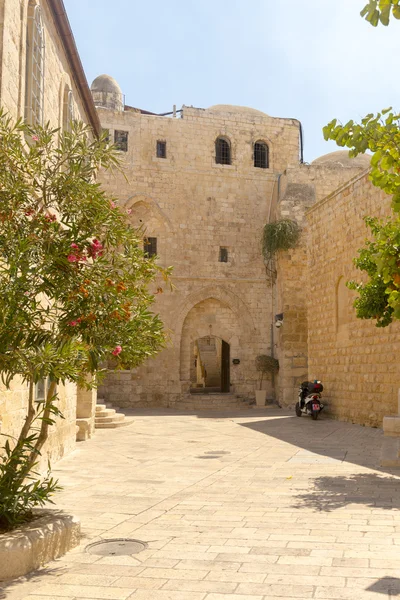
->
[{"left": 86, "top": 538, "right": 147, "bottom": 556}]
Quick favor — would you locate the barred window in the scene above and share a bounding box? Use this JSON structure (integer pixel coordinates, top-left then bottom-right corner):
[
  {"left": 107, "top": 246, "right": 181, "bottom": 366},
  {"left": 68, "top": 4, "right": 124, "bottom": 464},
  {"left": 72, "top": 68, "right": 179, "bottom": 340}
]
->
[
  {"left": 219, "top": 247, "right": 228, "bottom": 262},
  {"left": 156, "top": 140, "right": 167, "bottom": 158},
  {"left": 144, "top": 237, "right": 157, "bottom": 258},
  {"left": 63, "top": 87, "right": 74, "bottom": 132},
  {"left": 215, "top": 137, "right": 231, "bottom": 165},
  {"left": 114, "top": 130, "right": 128, "bottom": 152},
  {"left": 25, "top": 2, "right": 45, "bottom": 126},
  {"left": 254, "top": 141, "right": 269, "bottom": 168}
]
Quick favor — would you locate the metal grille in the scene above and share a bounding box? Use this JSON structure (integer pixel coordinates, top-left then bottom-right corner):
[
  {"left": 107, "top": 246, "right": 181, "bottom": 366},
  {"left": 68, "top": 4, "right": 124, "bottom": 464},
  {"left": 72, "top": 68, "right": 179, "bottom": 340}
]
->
[
  {"left": 114, "top": 130, "right": 128, "bottom": 152},
  {"left": 254, "top": 142, "right": 269, "bottom": 169},
  {"left": 26, "top": 4, "right": 45, "bottom": 126},
  {"left": 144, "top": 237, "right": 157, "bottom": 258},
  {"left": 156, "top": 140, "right": 167, "bottom": 158},
  {"left": 219, "top": 247, "right": 228, "bottom": 262},
  {"left": 215, "top": 137, "right": 231, "bottom": 165},
  {"left": 63, "top": 88, "right": 75, "bottom": 132}
]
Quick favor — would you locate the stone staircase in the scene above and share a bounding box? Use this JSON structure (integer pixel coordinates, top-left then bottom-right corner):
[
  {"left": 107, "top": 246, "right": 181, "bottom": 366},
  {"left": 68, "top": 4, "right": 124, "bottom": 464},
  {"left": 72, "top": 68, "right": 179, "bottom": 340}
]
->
[
  {"left": 197, "top": 337, "right": 221, "bottom": 387},
  {"left": 95, "top": 398, "right": 133, "bottom": 429},
  {"left": 176, "top": 393, "right": 254, "bottom": 411}
]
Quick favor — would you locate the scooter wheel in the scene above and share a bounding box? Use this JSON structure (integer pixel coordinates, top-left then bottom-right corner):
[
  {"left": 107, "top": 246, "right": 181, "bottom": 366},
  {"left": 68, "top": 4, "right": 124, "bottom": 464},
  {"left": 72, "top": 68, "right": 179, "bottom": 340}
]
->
[
  {"left": 295, "top": 404, "right": 302, "bottom": 417},
  {"left": 311, "top": 410, "right": 319, "bottom": 420}
]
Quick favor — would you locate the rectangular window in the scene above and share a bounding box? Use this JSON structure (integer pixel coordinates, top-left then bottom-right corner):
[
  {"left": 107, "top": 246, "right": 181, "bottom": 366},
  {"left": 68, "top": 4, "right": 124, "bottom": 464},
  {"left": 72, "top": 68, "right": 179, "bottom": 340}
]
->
[
  {"left": 114, "top": 130, "right": 128, "bottom": 152},
  {"left": 35, "top": 378, "right": 46, "bottom": 401},
  {"left": 219, "top": 247, "right": 228, "bottom": 262},
  {"left": 156, "top": 140, "right": 167, "bottom": 158},
  {"left": 144, "top": 237, "right": 157, "bottom": 258}
]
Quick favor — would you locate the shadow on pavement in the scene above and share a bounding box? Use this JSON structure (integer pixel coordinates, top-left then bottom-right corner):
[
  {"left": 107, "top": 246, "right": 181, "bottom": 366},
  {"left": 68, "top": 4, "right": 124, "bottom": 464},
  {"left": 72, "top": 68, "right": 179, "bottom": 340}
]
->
[
  {"left": 366, "top": 577, "right": 400, "bottom": 595},
  {"left": 0, "top": 565, "right": 64, "bottom": 599},
  {"left": 294, "top": 472, "right": 400, "bottom": 512}
]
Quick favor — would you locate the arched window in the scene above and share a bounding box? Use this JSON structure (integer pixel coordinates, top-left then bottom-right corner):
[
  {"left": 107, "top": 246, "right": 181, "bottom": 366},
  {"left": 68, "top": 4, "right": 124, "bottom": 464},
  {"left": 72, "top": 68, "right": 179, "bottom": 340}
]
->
[
  {"left": 25, "top": 2, "right": 45, "bottom": 126},
  {"left": 63, "top": 87, "right": 74, "bottom": 132},
  {"left": 254, "top": 141, "right": 269, "bottom": 168},
  {"left": 215, "top": 137, "right": 231, "bottom": 165}
]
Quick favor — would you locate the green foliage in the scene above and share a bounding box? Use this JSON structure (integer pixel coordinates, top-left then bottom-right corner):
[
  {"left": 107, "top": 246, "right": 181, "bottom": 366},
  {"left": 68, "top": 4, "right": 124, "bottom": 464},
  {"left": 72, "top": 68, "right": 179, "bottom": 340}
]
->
[
  {"left": 347, "top": 216, "right": 400, "bottom": 327},
  {"left": 0, "top": 112, "right": 170, "bottom": 527},
  {"left": 256, "top": 355, "right": 279, "bottom": 390},
  {"left": 256, "top": 355, "right": 279, "bottom": 374},
  {"left": 361, "top": 0, "right": 400, "bottom": 26},
  {"left": 0, "top": 399, "right": 61, "bottom": 531},
  {"left": 262, "top": 219, "right": 301, "bottom": 261},
  {"left": 324, "top": 108, "right": 400, "bottom": 327},
  {"left": 323, "top": 110, "right": 400, "bottom": 212}
]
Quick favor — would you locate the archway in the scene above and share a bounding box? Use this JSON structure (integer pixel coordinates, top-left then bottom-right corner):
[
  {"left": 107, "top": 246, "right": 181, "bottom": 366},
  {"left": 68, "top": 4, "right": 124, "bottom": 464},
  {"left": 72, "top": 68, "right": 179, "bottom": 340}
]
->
[
  {"left": 190, "top": 335, "right": 230, "bottom": 394},
  {"left": 180, "top": 297, "right": 241, "bottom": 394}
]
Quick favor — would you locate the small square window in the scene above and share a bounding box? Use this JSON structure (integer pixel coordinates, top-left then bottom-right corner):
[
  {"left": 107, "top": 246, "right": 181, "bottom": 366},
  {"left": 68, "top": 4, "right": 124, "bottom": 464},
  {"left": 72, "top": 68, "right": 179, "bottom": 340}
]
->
[
  {"left": 144, "top": 237, "right": 157, "bottom": 258},
  {"left": 114, "top": 130, "right": 128, "bottom": 152},
  {"left": 219, "top": 247, "right": 228, "bottom": 262},
  {"left": 156, "top": 140, "right": 167, "bottom": 158}
]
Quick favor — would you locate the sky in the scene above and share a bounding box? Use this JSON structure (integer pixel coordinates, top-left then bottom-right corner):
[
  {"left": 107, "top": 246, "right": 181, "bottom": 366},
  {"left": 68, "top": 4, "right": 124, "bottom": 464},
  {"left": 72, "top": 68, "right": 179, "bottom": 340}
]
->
[{"left": 64, "top": 0, "right": 400, "bottom": 162}]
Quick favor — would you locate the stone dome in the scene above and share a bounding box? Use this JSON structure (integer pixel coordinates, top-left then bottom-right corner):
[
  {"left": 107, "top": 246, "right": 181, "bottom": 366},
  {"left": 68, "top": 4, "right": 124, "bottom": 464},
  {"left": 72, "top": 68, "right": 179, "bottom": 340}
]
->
[
  {"left": 312, "top": 150, "right": 370, "bottom": 168},
  {"left": 207, "top": 104, "right": 268, "bottom": 117},
  {"left": 91, "top": 74, "right": 124, "bottom": 112},
  {"left": 91, "top": 74, "right": 122, "bottom": 95}
]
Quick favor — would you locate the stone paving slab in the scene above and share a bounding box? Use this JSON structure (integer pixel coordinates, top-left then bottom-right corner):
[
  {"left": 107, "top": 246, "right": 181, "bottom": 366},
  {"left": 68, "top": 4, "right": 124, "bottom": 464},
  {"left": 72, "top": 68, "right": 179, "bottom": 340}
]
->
[{"left": 2, "top": 408, "right": 400, "bottom": 600}]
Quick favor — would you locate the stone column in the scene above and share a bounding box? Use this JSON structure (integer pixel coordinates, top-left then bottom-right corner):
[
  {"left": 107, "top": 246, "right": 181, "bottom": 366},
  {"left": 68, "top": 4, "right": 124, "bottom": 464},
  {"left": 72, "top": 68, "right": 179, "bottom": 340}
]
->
[{"left": 76, "top": 378, "right": 97, "bottom": 441}]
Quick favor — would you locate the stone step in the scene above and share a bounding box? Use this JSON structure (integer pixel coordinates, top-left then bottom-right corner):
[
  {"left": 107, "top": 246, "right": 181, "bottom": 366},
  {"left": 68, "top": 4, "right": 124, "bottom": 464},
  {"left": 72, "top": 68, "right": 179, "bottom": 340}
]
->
[
  {"left": 95, "top": 408, "right": 117, "bottom": 417},
  {"left": 381, "top": 437, "right": 400, "bottom": 467},
  {"left": 95, "top": 418, "right": 134, "bottom": 429},
  {"left": 95, "top": 413, "right": 125, "bottom": 424}
]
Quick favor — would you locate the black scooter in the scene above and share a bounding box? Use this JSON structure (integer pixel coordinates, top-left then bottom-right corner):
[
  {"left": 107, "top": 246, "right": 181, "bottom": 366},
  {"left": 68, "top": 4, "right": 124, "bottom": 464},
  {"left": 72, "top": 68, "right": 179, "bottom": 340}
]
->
[{"left": 296, "top": 380, "right": 324, "bottom": 420}]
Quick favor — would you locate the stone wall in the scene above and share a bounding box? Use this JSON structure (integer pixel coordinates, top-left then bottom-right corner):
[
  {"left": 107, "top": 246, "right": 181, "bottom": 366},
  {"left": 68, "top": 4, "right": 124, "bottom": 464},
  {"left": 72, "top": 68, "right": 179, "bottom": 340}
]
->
[
  {"left": 0, "top": 0, "right": 89, "bottom": 128},
  {"left": 307, "top": 170, "right": 400, "bottom": 427},
  {"left": 274, "top": 160, "right": 371, "bottom": 406},
  {"left": 97, "top": 103, "right": 301, "bottom": 406}
]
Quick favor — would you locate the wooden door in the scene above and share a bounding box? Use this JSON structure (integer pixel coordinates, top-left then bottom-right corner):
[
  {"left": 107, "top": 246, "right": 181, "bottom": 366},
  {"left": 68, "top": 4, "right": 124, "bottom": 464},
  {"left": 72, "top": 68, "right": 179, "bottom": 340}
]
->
[{"left": 221, "top": 340, "right": 230, "bottom": 393}]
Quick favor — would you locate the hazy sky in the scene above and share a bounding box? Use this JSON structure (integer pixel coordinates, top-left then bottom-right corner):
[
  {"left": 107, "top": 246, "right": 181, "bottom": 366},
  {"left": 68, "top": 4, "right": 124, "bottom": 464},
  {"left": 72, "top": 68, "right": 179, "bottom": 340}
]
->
[{"left": 64, "top": 0, "right": 400, "bottom": 162}]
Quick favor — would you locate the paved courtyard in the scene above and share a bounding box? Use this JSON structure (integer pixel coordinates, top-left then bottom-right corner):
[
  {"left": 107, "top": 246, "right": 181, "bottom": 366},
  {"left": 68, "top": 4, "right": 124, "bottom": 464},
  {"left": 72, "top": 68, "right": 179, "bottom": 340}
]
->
[{"left": 2, "top": 408, "right": 400, "bottom": 600}]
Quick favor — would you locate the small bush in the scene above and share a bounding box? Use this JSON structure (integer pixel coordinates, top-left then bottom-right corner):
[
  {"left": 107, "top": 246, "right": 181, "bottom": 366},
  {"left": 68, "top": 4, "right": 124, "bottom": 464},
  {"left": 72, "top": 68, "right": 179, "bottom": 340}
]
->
[{"left": 262, "top": 219, "right": 301, "bottom": 261}]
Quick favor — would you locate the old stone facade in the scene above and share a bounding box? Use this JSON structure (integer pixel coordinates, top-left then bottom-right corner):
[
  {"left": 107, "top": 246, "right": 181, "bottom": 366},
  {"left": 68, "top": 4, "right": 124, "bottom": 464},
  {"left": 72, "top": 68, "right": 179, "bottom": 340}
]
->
[
  {"left": 95, "top": 94, "right": 302, "bottom": 407},
  {"left": 93, "top": 76, "right": 373, "bottom": 412},
  {"left": 0, "top": 0, "right": 99, "bottom": 462},
  {"left": 307, "top": 171, "right": 400, "bottom": 427}
]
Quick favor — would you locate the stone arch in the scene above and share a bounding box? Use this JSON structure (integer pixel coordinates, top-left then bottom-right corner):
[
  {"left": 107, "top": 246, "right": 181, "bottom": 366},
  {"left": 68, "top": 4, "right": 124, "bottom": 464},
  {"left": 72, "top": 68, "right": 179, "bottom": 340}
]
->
[
  {"left": 126, "top": 194, "right": 173, "bottom": 232},
  {"left": 174, "top": 285, "right": 256, "bottom": 342},
  {"left": 179, "top": 297, "right": 240, "bottom": 387},
  {"left": 336, "top": 276, "right": 351, "bottom": 334}
]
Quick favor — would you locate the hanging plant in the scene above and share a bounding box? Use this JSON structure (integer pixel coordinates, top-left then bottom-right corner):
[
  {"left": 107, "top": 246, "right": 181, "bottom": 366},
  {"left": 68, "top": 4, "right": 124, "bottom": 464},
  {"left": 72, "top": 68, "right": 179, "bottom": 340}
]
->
[{"left": 262, "top": 219, "right": 301, "bottom": 261}]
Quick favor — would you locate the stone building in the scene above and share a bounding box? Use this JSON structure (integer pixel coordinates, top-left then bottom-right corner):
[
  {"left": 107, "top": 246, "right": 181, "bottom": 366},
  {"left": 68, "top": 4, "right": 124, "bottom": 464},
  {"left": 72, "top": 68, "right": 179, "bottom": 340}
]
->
[
  {"left": 0, "top": 0, "right": 100, "bottom": 462},
  {"left": 92, "top": 75, "right": 372, "bottom": 411}
]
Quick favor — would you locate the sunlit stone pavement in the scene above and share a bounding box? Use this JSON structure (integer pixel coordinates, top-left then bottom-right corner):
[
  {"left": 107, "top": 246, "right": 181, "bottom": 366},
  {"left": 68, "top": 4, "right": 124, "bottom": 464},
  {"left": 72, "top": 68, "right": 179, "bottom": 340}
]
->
[{"left": 3, "top": 408, "right": 400, "bottom": 600}]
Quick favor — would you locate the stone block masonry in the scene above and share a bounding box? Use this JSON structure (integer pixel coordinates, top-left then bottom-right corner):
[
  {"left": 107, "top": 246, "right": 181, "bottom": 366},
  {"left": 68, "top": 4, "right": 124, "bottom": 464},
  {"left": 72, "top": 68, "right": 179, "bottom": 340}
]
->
[{"left": 307, "top": 171, "right": 400, "bottom": 427}]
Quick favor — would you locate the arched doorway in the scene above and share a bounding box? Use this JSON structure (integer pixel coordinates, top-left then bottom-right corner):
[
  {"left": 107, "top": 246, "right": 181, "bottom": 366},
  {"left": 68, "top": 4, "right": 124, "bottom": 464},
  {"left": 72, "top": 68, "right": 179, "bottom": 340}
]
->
[{"left": 190, "top": 335, "right": 230, "bottom": 393}]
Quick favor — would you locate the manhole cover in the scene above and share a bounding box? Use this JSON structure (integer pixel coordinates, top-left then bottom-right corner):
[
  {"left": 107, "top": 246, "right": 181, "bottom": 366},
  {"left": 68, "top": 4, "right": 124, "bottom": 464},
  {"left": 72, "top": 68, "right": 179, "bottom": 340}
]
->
[
  {"left": 205, "top": 451, "right": 231, "bottom": 455},
  {"left": 86, "top": 538, "right": 147, "bottom": 556}
]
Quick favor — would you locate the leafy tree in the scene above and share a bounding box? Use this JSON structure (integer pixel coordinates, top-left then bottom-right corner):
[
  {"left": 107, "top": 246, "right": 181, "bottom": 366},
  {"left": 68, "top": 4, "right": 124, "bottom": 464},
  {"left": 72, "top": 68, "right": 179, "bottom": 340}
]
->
[
  {"left": 361, "top": 0, "right": 400, "bottom": 26},
  {"left": 324, "top": 109, "right": 400, "bottom": 327},
  {"left": 0, "top": 113, "right": 169, "bottom": 529}
]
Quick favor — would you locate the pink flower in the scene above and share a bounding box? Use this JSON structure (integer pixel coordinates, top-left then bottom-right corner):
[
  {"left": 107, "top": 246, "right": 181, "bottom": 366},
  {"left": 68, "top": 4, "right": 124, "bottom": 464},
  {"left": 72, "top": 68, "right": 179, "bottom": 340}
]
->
[
  {"left": 110, "top": 201, "right": 116, "bottom": 209},
  {"left": 32, "top": 135, "right": 39, "bottom": 142},
  {"left": 112, "top": 345, "right": 122, "bottom": 356},
  {"left": 89, "top": 238, "right": 104, "bottom": 259},
  {"left": 68, "top": 320, "right": 78, "bottom": 326},
  {"left": 126, "top": 208, "right": 132, "bottom": 215},
  {"left": 70, "top": 243, "right": 79, "bottom": 250},
  {"left": 67, "top": 254, "right": 78, "bottom": 263}
]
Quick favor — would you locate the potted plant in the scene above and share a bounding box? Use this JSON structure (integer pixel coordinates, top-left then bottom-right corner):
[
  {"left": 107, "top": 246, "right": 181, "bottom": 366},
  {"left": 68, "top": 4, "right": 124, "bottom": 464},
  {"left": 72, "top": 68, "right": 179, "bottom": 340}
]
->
[{"left": 255, "top": 355, "right": 279, "bottom": 406}]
